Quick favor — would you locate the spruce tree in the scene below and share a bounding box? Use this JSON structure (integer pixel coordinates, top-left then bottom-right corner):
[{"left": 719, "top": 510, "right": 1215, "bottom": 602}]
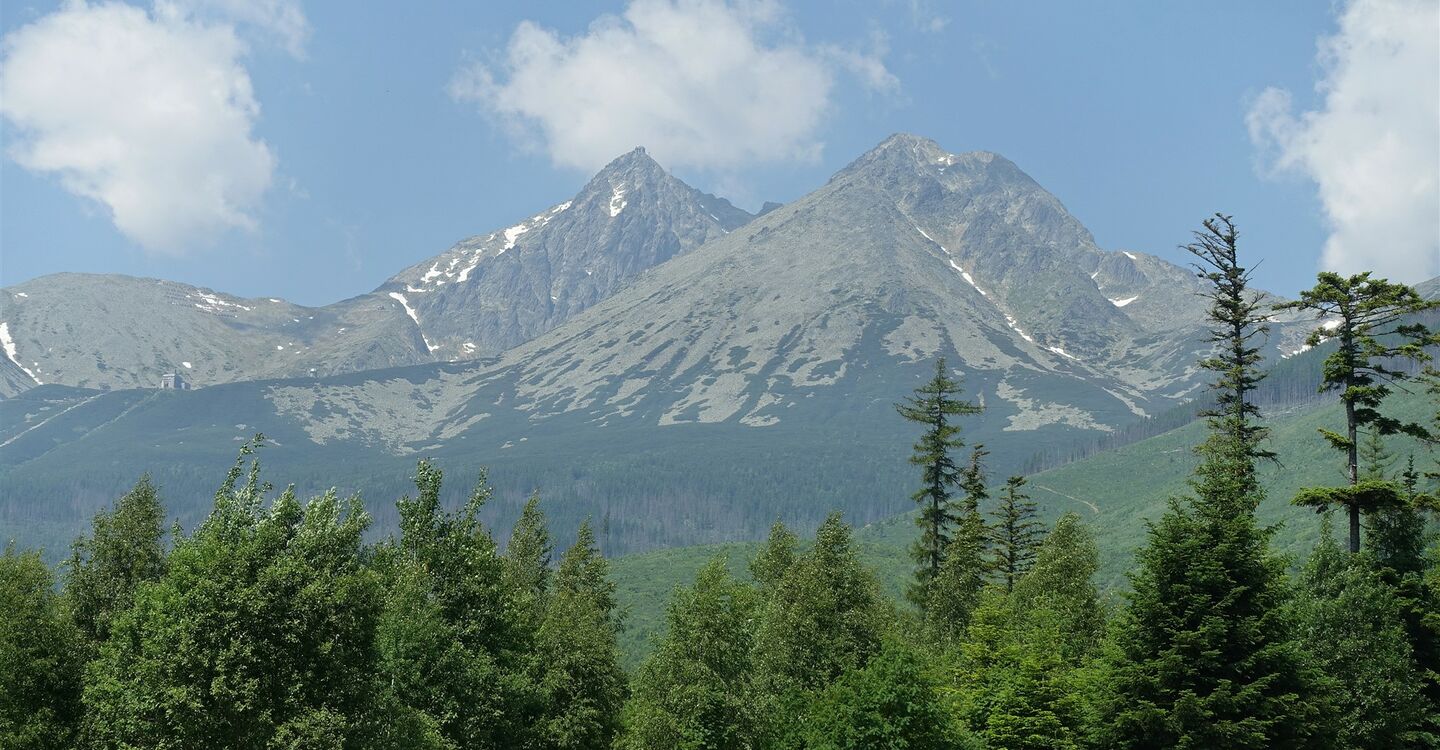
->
[
  {"left": 990, "top": 475, "right": 1044, "bottom": 592},
  {"left": 923, "top": 446, "right": 991, "bottom": 643},
  {"left": 1277, "top": 271, "right": 1438, "bottom": 552},
  {"left": 896, "top": 358, "right": 982, "bottom": 608},
  {"left": 1097, "top": 215, "right": 1329, "bottom": 748},
  {"left": 64, "top": 474, "right": 168, "bottom": 649}
]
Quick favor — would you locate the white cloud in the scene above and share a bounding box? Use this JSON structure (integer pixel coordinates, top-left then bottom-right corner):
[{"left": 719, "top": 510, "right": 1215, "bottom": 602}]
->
[
  {"left": 450, "top": 0, "right": 896, "bottom": 173},
  {"left": 0, "top": 1, "right": 293, "bottom": 254},
  {"left": 1247, "top": 0, "right": 1439, "bottom": 283},
  {"left": 160, "top": 0, "right": 310, "bottom": 59}
]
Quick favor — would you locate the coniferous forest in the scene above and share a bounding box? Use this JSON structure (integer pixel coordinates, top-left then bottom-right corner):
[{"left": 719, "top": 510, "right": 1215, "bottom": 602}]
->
[{"left": 4, "top": 217, "right": 1440, "bottom": 748}]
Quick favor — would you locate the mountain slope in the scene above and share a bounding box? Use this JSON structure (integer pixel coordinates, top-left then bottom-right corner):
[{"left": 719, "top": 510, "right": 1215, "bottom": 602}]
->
[
  {"left": 379, "top": 147, "right": 751, "bottom": 359},
  {"left": 0, "top": 134, "right": 1402, "bottom": 563},
  {"left": 0, "top": 274, "right": 428, "bottom": 395},
  {"left": 0, "top": 150, "right": 750, "bottom": 397}
]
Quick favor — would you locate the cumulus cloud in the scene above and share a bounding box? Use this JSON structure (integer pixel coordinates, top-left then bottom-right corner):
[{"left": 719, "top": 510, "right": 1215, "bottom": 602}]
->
[
  {"left": 1247, "top": 0, "right": 1439, "bottom": 283},
  {"left": 450, "top": 0, "right": 896, "bottom": 173},
  {"left": 162, "top": 0, "right": 310, "bottom": 59},
  {"left": 0, "top": 1, "right": 295, "bottom": 254}
]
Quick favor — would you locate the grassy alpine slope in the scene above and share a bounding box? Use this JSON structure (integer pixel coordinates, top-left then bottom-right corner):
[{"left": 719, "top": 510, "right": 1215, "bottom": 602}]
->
[{"left": 610, "top": 386, "right": 1436, "bottom": 666}]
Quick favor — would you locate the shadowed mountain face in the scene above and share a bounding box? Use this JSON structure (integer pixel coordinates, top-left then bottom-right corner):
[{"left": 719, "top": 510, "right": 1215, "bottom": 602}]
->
[
  {"left": 378, "top": 147, "right": 752, "bottom": 360},
  {"left": 0, "top": 148, "right": 749, "bottom": 397},
  {"left": 1, "top": 134, "right": 1395, "bottom": 557}
]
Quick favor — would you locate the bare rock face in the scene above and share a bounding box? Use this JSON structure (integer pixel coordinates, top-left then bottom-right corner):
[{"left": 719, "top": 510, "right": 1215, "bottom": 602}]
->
[
  {"left": 0, "top": 148, "right": 749, "bottom": 396},
  {"left": 377, "top": 147, "right": 751, "bottom": 359}
]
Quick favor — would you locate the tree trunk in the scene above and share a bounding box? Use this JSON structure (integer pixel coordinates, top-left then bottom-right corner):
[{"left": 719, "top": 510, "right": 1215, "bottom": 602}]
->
[{"left": 1346, "top": 398, "right": 1360, "bottom": 553}]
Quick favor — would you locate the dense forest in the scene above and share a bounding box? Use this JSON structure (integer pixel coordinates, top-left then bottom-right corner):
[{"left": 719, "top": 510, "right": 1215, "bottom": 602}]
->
[{"left": 4, "top": 217, "right": 1440, "bottom": 748}]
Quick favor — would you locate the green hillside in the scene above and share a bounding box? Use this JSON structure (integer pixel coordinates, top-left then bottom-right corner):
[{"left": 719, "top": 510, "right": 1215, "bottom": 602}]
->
[{"left": 610, "top": 386, "right": 1436, "bottom": 666}]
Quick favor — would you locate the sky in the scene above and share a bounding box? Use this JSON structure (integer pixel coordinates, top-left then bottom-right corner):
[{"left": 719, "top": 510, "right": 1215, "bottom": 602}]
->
[{"left": 1, "top": 0, "right": 1436, "bottom": 307}]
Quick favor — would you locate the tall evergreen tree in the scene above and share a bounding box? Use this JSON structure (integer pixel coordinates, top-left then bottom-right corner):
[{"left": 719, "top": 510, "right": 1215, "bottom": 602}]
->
[
  {"left": 1277, "top": 271, "right": 1438, "bottom": 552},
  {"left": 64, "top": 474, "right": 168, "bottom": 649},
  {"left": 990, "top": 475, "right": 1044, "bottom": 592},
  {"left": 532, "top": 520, "right": 628, "bottom": 750},
  {"left": 923, "top": 446, "right": 993, "bottom": 641},
  {"left": 1098, "top": 215, "right": 1329, "bottom": 748},
  {"left": 0, "top": 546, "right": 83, "bottom": 750},
  {"left": 620, "top": 557, "right": 762, "bottom": 750},
  {"left": 896, "top": 358, "right": 982, "bottom": 608}
]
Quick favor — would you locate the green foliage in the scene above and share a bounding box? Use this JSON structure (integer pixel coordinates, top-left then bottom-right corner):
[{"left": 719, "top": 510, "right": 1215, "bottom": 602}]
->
[
  {"left": 1011, "top": 514, "right": 1105, "bottom": 661},
  {"left": 750, "top": 520, "right": 798, "bottom": 592},
  {"left": 377, "top": 461, "right": 528, "bottom": 749},
  {"left": 84, "top": 451, "right": 385, "bottom": 747},
  {"left": 620, "top": 557, "right": 762, "bottom": 749},
  {"left": 64, "top": 473, "right": 168, "bottom": 649},
  {"left": 990, "top": 475, "right": 1044, "bottom": 592},
  {"left": 1097, "top": 216, "right": 1329, "bottom": 748},
  {"left": 896, "top": 357, "right": 983, "bottom": 607},
  {"left": 952, "top": 593, "right": 1090, "bottom": 750},
  {"left": 1278, "top": 271, "right": 1439, "bottom": 551},
  {"left": 532, "top": 520, "right": 628, "bottom": 749},
  {"left": 753, "top": 513, "right": 889, "bottom": 697},
  {"left": 1293, "top": 522, "right": 1428, "bottom": 748},
  {"left": 0, "top": 546, "right": 83, "bottom": 749},
  {"left": 801, "top": 642, "right": 961, "bottom": 750}
]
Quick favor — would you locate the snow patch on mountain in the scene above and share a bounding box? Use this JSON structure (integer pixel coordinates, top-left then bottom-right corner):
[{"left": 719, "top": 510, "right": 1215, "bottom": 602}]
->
[
  {"left": 609, "top": 184, "right": 628, "bottom": 217},
  {"left": 0, "top": 322, "right": 41, "bottom": 384}
]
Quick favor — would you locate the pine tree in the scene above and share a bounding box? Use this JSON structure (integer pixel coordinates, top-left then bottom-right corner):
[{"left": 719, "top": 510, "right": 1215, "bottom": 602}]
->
[
  {"left": 0, "top": 546, "right": 83, "bottom": 749},
  {"left": 64, "top": 474, "right": 168, "bottom": 649},
  {"left": 896, "top": 358, "right": 982, "bottom": 608},
  {"left": 1293, "top": 519, "right": 1426, "bottom": 748},
  {"left": 620, "top": 557, "right": 762, "bottom": 749},
  {"left": 923, "top": 446, "right": 992, "bottom": 641},
  {"left": 533, "top": 520, "right": 627, "bottom": 749},
  {"left": 1277, "top": 271, "right": 1438, "bottom": 552},
  {"left": 1097, "top": 215, "right": 1329, "bottom": 748},
  {"left": 990, "top": 475, "right": 1044, "bottom": 592}
]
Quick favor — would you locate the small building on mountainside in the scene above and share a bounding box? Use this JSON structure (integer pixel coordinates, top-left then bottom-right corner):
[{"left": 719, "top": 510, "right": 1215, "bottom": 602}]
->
[{"left": 159, "top": 372, "right": 192, "bottom": 390}]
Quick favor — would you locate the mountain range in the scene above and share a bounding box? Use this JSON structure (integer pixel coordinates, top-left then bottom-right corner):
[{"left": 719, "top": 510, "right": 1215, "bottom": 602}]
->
[{"left": 1, "top": 134, "right": 1425, "bottom": 558}]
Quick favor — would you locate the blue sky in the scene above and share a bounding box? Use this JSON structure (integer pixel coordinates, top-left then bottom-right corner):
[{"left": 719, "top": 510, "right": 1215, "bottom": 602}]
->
[{"left": 2, "top": 0, "right": 1436, "bottom": 306}]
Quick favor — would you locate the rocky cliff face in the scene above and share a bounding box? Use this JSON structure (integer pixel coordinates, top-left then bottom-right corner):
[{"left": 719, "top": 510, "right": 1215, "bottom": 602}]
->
[{"left": 376, "top": 147, "right": 752, "bottom": 359}]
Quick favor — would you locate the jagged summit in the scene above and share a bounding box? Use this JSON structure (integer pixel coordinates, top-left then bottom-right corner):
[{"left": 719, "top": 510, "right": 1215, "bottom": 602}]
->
[
  {"left": 375, "top": 146, "right": 753, "bottom": 359},
  {"left": 833, "top": 132, "right": 1015, "bottom": 185}
]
